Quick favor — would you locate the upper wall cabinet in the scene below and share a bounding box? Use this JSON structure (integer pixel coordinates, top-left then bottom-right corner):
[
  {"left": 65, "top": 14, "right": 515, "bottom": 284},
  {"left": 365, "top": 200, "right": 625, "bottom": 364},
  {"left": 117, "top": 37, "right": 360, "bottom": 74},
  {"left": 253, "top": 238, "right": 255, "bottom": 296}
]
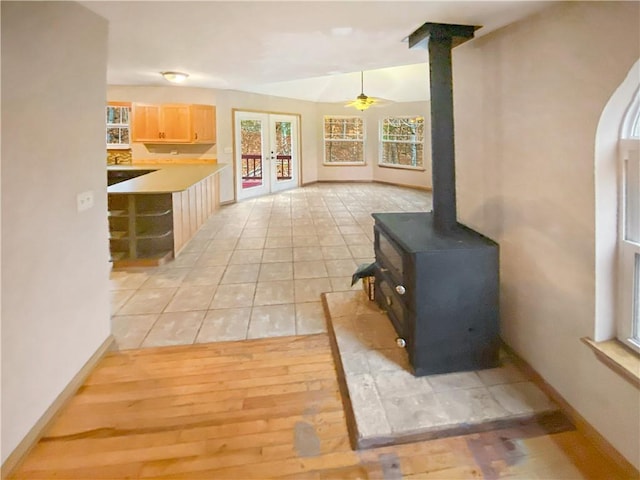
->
[
  {"left": 131, "top": 103, "right": 216, "bottom": 144},
  {"left": 190, "top": 104, "right": 216, "bottom": 143}
]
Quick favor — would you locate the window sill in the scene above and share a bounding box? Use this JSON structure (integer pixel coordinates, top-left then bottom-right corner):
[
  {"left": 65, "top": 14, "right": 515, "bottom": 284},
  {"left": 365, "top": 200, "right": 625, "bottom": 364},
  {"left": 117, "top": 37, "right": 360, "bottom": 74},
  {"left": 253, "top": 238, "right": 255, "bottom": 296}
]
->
[
  {"left": 378, "top": 163, "right": 426, "bottom": 172},
  {"left": 582, "top": 337, "right": 640, "bottom": 388},
  {"left": 322, "top": 162, "right": 367, "bottom": 167}
]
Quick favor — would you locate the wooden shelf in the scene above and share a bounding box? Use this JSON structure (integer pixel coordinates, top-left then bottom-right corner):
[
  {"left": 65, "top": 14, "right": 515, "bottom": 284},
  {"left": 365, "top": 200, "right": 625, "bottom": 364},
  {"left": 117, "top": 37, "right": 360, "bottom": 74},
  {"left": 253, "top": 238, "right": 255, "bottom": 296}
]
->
[
  {"left": 136, "top": 209, "right": 172, "bottom": 217},
  {"left": 109, "top": 230, "right": 128, "bottom": 240},
  {"left": 137, "top": 229, "right": 173, "bottom": 240}
]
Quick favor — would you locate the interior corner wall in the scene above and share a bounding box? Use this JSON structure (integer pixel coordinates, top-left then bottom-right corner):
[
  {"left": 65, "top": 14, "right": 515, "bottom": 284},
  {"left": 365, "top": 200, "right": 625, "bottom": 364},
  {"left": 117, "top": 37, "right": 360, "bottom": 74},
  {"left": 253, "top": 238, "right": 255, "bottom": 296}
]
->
[
  {"left": 453, "top": 1, "right": 640, "bottom": 468},
  {"left": 316, "top": 101, "right": 433, "bottom": 189},
  {"left": 1, "top": 2, "right": 111, "bottom": 463}
]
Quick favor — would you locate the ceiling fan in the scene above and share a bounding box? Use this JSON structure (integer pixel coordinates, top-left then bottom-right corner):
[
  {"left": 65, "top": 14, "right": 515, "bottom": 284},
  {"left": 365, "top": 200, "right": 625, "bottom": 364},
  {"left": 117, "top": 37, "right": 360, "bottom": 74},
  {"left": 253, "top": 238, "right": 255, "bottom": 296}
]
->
[{"left": 345, "top": 71, "right": 387, "bottom": 111}]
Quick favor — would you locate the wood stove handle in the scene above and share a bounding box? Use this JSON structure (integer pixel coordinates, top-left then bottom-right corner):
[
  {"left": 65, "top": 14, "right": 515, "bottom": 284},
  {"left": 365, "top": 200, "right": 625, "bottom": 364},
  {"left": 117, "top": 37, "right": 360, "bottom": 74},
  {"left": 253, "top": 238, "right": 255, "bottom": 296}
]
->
[{"left": 395, "top": 285, "right": 406, "bottom": 295}]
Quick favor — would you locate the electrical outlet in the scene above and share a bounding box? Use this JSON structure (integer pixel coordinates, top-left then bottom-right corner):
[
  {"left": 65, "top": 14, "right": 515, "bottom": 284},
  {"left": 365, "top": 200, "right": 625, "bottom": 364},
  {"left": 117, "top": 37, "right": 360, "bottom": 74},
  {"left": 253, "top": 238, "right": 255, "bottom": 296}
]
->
[{"left": 77, "top": 190, "right": 94, "bottom": 212}]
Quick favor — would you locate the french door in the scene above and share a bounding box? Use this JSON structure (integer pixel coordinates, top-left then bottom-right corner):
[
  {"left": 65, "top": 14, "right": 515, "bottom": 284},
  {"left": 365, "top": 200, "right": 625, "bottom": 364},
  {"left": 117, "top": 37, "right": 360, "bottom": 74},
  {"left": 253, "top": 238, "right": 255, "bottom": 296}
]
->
[{"left": 234, "top": 111, "right": 299, "bottom": 201}]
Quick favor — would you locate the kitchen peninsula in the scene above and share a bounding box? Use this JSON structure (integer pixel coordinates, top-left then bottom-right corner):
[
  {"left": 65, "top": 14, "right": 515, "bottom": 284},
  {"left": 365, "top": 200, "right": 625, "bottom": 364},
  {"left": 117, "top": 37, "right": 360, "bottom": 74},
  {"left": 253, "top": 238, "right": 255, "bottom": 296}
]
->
[{"left": 107, "top": 163, "right": 227, "bottom": 267}]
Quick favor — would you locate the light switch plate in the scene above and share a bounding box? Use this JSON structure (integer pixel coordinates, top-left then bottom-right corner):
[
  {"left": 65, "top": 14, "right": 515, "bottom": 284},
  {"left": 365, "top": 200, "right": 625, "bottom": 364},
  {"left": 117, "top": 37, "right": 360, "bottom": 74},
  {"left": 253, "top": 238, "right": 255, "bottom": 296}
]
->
[{"left": 77, "top": 190, "right": 94, "bottom": 212}]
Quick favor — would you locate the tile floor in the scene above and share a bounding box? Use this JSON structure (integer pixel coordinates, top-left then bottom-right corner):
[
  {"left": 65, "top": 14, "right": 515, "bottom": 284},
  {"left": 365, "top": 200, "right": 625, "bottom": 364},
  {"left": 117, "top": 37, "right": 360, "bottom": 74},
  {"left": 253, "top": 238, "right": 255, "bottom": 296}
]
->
[
  {"left": 323, "top": 290, "right": 562, "bottom": 449},
  {"left": 110, "top": 182, "right": 432, "bottom": 350}
]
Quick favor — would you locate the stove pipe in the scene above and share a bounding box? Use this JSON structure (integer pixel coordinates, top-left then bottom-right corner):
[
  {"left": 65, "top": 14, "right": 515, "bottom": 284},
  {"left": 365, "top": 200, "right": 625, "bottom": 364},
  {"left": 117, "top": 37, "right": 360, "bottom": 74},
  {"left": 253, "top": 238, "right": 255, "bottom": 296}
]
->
[{"left": 408, "top": 23, "right": 479, "bottom": 231}]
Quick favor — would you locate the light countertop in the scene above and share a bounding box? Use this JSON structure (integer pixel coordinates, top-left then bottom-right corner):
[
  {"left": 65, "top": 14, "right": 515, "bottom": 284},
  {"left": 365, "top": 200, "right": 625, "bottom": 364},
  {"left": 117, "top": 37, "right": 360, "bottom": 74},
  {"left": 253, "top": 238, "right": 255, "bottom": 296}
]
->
[{"left": 107, "top": 163, "right": 228, "bottom": 194}]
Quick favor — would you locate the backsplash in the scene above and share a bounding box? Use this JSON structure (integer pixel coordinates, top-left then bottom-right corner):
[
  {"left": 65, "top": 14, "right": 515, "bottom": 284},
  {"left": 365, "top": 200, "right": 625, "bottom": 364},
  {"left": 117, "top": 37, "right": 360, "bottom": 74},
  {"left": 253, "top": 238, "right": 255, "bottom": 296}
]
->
[{"left": 107, "top": 150, "right": 133, "bottom": 165}]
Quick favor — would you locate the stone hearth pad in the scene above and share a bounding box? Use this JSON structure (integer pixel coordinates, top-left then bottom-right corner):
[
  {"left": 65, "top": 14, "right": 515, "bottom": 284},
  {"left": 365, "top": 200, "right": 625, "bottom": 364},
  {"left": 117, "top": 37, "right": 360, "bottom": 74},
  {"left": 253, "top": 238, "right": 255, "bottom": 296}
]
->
[{"left": 322, "top": 290, "right": 569, "bottom": 449}]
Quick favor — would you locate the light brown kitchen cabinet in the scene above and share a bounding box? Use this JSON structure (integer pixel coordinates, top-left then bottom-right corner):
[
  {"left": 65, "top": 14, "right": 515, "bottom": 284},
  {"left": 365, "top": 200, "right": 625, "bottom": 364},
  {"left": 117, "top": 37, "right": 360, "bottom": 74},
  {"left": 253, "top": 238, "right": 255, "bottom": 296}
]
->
[
  {"left": 131, "top": 103, "right": 215, "bottom": 143},
  {"left": 190, "top": 104, "right": 216, "bottom": 143}
]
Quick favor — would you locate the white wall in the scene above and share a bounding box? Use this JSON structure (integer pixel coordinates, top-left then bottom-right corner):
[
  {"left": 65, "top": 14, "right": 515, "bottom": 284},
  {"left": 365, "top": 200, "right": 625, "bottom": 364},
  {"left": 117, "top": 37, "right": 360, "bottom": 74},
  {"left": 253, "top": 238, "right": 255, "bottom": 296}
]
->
[
  {"left": 1, "top": 2, "right": 111, "bottom": 463},
  {"left": 453, "top": 1, "right": 640, "bottom": 468}
]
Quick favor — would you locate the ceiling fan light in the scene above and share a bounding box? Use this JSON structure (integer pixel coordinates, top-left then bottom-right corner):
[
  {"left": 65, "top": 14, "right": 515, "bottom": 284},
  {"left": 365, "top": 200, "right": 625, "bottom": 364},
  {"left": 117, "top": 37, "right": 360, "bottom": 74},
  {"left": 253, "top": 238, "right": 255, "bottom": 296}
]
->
[{"left": 161, "top": 71, "right": 189, "bottom": 83}]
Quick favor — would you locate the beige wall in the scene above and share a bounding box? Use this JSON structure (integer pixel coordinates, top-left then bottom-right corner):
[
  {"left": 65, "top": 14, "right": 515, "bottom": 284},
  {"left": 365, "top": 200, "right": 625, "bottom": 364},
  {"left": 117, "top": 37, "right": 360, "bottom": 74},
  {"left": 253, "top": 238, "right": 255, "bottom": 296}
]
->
[
  {"left": 1, "top": 2, "right": 111, "bottom": 463},
  {"left": 453, "top": 1, "right": 640, "bottom": 468},
  {"left": 213, "top": 90, "right": 319, "bottom": 202},
  {"left": 108, "top": 87, "right": 433, "bottom": 203},
  {"left": 315, "top": 101, "right": 432, "bottom": 189},
  {"left": 107, "top": 86, "right": 219, "bottom": 163},
  {"left": 108, "top": 87, "right": 320, "bottom": 203}
]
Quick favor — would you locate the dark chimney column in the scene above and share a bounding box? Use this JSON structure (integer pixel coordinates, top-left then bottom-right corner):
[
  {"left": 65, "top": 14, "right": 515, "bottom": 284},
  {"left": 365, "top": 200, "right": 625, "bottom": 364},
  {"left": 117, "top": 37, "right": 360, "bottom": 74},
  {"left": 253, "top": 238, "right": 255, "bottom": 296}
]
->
[{"left": 408, "top": 23, "right": 479, "bottom": 231}]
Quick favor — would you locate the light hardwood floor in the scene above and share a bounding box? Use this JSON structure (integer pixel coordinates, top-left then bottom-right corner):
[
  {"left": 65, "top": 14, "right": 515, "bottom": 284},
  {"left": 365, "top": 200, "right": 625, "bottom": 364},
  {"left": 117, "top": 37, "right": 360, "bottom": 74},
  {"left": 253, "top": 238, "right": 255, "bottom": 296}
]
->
[{"left": 9, "top": 334, "right": 635, "bottom": 479}]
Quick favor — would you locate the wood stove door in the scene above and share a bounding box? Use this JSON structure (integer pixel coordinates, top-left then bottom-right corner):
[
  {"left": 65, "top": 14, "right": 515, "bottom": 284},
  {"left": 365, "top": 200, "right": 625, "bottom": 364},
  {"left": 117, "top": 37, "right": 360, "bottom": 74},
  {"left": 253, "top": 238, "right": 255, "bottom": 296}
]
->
[{"left": 376, "top": 270, "right": 408, "bottom": 340}]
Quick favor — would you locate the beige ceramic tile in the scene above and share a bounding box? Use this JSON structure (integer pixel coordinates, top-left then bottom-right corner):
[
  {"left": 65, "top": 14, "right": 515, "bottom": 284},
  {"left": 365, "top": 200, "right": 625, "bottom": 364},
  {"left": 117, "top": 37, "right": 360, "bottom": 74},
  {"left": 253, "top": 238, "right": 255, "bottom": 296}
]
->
[
  {"left": 228, "top": 249, "right": 263, "bottom": 265},
  {"left": 109, "top": 271, "right": 150, "bottom": 290},
  {"left": 196, "top": 307, "right": 251, "bottom": 343},
  {"left": 324, "top": 258, "right": 358, "bottom": 277},
  {"left": 348, "top": 244, "right": 375, "bottom": 259},
  {"left": 209, "top": 283, "right": 256, "bottom": 309},
  {"left": 221, "top": 264, "right": 261, "bottom": 284},
  {"left": 111, "top": 314, "right": 158, "bottom": 350},
  {"left": 267, "top": 227, "right": 292, "bottom": 237},
  {"left": 164, "top": 285, "right": 216, "bottom": 312},
  {"left": 265, "top": 236, "right": 293, "bottom": 248},
  {"left": 318, "top": 234, "right": 346, "bottom": 246},
  {"left": 236, "top": 236, "right": 266, "bottom": 250},
  {"left": 110, "top": 289, "right": 136, "bottom": 314},
  {"left": 141, "top": 311, "right": 205, "bottom": 347},
  {"left": 258, "top": 262, "right": 293, "bottom": 282},
  {"left": 247, "top": 304, "right": 296, "bottom": 339},
  {"left": 118, "top": 288, "right": 177, "bottom": 315},
  {"left": 241, "top": 227, "right": 268, "bottom": 238},
  {"left": 140, "top": 269, "right": 190, "bottom": 289},
  {"left": 292, "top": 235, "right": 320, "bottom": 247},
  {"left": 321, "top": 246, "right": 352, "bottom": 260},
  {"left": 182, "top": 266, "right": 225, "bottom": 286},
  {"left": 262, "top": 247, "right": 293, "bottom": 263},
  {"left": 254, "top": 280, "right": 295, "bottom": 306},
  {"left": 293, "top": 247, "right": 324, "bottom": 262},
  {"left": 196, "top": 249, "right": 233, "bottom": 267},
  {"left": 294, "top": 278, "right": 332, "bottom": 303},
  {"left": 294, "top": 301, "right": 327, "bottom": 334},
  {"left": 294, "top": 260, "right": 328, "bottom": 279}
]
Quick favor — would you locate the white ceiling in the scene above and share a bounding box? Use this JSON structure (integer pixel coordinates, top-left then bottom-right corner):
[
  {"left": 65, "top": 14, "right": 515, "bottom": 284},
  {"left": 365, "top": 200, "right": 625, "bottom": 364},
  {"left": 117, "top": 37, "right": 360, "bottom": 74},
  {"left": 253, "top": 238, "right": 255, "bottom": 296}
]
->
[{"left": 83, "top": 1, "right": 551, "bottom": 103}]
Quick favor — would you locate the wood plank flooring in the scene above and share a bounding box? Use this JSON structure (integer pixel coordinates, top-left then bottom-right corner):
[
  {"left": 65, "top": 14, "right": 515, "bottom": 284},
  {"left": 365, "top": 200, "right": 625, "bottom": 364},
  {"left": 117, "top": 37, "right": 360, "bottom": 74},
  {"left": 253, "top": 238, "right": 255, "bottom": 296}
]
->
[{"left": 8, "top": 334, "right": 636, "bottom": 479}]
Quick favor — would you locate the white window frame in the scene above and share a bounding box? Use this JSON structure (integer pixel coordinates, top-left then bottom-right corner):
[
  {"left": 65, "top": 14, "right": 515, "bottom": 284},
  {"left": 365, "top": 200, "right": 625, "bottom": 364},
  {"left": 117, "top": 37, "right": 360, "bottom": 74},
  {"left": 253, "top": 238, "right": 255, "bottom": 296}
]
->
[
  {"left": 323, "top": 115, "right": 365, "bottom": 165},
  {"left": 378, "top": 115, "right": 425, "bottom": 170},
  {"left": 106, "top": 104, "right": 131, "bottom": 149},
  {"left": 619, "top": 91, "right": 640, "bottom": 353}
]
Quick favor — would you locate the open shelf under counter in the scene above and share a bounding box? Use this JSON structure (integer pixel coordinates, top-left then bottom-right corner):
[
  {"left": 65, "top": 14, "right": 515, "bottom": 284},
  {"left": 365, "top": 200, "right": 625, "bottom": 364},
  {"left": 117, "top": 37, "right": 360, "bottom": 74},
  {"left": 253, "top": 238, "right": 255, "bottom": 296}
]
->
[{"left": 107, "top": 163, "right": 228, "bottom": 268}]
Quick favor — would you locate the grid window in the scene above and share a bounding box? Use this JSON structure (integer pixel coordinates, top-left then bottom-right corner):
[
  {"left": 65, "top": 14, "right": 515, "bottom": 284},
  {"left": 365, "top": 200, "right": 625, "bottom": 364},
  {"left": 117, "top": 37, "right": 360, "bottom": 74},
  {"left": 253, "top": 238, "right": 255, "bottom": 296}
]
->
[
  {"left": 323, "top": 116, "right": 364, "bottom": 164},
  {"left": 106, "top": 105, "right": 131, "bottom": 148},
  {"left": 619, "top": 92, "right": 640, "bottom": 352},
  {"left": 379, "top": 116, "right": 424, "bottom": 168}
]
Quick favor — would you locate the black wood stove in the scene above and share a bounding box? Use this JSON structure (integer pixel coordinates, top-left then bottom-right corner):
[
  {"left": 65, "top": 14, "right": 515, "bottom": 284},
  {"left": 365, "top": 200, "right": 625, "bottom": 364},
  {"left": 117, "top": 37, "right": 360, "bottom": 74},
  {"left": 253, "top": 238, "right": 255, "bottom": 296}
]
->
[{"left": 373, "top": 23, "right": 500, "bottom": 376}]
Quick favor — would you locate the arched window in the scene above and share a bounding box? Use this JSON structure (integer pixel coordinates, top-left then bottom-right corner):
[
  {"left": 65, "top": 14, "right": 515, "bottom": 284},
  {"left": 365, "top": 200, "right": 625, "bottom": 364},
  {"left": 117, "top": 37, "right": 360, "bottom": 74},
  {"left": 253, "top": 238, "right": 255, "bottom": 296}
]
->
[{"left": 619, "top": 89, "right": 640, "bottom": 352}]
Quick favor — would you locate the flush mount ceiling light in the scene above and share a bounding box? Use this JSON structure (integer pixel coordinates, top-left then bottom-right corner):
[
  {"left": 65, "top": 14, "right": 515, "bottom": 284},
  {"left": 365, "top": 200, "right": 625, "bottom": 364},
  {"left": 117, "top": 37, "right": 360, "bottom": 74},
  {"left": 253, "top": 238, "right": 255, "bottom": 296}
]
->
[{"left": 161, "top": 71, "right": 189, "bottom": 84}]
